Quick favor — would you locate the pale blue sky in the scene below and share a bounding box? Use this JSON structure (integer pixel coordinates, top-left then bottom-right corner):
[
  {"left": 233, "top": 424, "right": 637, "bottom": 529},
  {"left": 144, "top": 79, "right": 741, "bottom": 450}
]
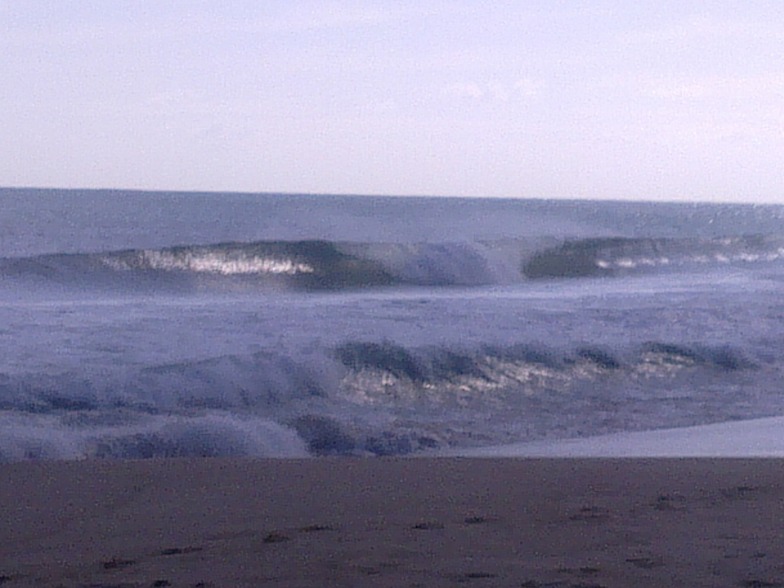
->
[{"left": 2, "top": 1, "right": 782, "bottom": 202}]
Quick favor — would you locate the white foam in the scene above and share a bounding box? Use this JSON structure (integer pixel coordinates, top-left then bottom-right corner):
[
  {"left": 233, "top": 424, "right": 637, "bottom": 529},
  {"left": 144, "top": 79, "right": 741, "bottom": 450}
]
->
[
  {"left": 102, "top": 251, "right": 315, "bottom": 275},
  {"left": 451, "top": 416, "right": 784, "bottom": 458},
  {"left": 0, "top": 412, "right": 309, "bottom": 462}
]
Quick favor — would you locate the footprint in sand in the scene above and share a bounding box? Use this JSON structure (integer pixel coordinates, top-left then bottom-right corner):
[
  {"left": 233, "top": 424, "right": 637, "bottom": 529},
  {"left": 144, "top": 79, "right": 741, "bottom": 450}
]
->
[
  {"left": 456, "top": 571, "right": 498, "bottom": 582},
  {"left": 464, "top": 516, "right": 492, "bottom": 525},
  {"left": 412, "top": 521, "right": 445, "bottom": 530},
  {"left": 101, "top": 558, "right": 137, "bottom": 570},
  {"left": 160, "top": 546, "right": 203, "bottom": 556},
  {"left": 568, "top": 506, "right": 610, "bottom": 522},
  {"left": 652, "top": 493, "right": 687, "bottom": 511},
  {"left": 299, "top": 524, "right": 335, "bottom": 532},
  {"left": 625, "top": 556, "right": 664, "bottom": 569},
  {"left": 262, "top": 531, "right": 291, "bottom": 543},
  {"left": 721, "top": 485, "right": 760, "bottom": 500}
]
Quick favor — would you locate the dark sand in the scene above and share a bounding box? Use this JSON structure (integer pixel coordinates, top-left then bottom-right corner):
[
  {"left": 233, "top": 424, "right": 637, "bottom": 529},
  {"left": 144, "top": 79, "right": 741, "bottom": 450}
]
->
[{"left": 1, "top": 458, "right": 783, "bottom": 587}]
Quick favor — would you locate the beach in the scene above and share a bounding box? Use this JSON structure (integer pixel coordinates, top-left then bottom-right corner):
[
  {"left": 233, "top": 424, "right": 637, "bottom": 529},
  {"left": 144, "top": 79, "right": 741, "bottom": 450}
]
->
[{"left": 1, "top": 457, "right": 783, "bottom": 587}]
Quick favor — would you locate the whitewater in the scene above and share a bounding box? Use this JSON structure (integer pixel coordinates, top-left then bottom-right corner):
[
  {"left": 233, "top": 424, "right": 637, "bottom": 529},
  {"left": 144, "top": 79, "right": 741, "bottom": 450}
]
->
[{"left": 2, "top": 187, "right": 784, "bottom": 461}]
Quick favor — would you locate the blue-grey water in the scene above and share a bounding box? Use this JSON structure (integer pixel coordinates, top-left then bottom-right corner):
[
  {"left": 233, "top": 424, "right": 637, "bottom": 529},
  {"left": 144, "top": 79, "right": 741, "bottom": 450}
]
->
[{"left": 2, "top": 187, "right": 784, "bottom": 460}]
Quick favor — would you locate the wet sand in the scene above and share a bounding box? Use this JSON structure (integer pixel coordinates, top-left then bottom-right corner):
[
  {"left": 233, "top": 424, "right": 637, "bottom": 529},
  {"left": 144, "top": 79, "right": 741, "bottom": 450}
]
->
[{"left": 1, "top": 458, "right": 783, "bottom": 587}]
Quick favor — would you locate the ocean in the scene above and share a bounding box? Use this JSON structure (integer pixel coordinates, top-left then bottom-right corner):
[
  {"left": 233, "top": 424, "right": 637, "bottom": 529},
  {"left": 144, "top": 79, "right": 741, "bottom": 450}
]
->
[{"left": 2, "top": 187, "right": 784, "bottom": 461}]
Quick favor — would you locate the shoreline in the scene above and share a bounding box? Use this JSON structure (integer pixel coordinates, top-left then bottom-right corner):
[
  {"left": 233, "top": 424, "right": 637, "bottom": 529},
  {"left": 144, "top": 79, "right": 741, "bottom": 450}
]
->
[
  {"left": 448, "top": 415, "right": 784, "bottom": 458},
  {"left": 2, "top": 457, "right": 784, "bottom": 587}
]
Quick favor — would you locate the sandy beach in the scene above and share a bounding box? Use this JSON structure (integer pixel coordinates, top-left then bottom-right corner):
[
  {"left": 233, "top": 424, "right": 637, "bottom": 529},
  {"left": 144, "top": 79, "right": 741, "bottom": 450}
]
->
[{"left": 1, "top": 457, "right": 783, "bottom": 587}]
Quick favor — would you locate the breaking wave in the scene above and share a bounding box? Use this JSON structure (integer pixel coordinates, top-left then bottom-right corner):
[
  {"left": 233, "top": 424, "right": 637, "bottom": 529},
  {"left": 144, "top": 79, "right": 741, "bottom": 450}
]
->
[
  {"left": 0, "top": 240, "right": 396, "bottom": 292},
  {"left": 523, "top": 235, "right": 784, "bottom": 279},
  {"left": 0, "top": 339, "right": 768, "bottom": 461},
  {"left": 0, "top": 412, "right": 307, "bottom": 462},
  {"left": 1, "top": 233, "right": 782, "bottom": 293},
  {"left": 333, "top": 340, "right": 755, "bottom": 407}
]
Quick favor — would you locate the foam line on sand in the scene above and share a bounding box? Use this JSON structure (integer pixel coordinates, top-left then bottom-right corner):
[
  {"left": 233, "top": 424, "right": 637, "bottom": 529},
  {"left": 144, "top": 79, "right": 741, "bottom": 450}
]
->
[{"left": 452, "top": 416, "right": 784, "bottom": 458}]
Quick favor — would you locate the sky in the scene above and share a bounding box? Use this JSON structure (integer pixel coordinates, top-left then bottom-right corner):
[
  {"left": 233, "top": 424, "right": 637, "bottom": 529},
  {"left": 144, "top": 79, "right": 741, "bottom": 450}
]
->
[{"left": 1, "top": 1, "right": 782, "bottom": 202}]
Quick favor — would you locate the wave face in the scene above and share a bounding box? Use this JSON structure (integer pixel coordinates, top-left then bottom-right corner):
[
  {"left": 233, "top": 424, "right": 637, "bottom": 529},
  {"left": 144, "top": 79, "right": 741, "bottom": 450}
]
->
[
  {"left": 0, "top": 239, "right": 528, "bottom": 292},
  {"left": 523, "top": 235, "right": 784, "bottom": 279},
  {"left": 0, "top": 240, "right": 397, "bottom": 292}
]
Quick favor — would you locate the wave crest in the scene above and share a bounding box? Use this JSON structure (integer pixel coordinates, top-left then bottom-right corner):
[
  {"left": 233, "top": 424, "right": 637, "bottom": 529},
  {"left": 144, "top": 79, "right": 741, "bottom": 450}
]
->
[
  {"left": 523, "top": 235, "right": 783, "bottom": 279},
  {"left": 101, "top": 249, "right": 315, "bottom": 275}
]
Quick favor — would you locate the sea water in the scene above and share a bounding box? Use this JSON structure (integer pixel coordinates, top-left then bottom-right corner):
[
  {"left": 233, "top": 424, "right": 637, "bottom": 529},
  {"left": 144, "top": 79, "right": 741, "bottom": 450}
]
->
[{"left": 1, "top": 188, "right": 784, "bottom": 461}]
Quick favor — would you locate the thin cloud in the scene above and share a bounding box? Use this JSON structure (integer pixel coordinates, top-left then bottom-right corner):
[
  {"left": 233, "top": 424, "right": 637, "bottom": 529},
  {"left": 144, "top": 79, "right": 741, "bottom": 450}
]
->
[
  {"left": 255, "top": 3, "right": 449, "bottom": 35},
  {"left": 637, "top": 74, "right": 784, "bottom": 101},
  {"left": 644, "top": 81, "right": 708, "bottom": 100},
  {"left": 514, "top": 78, "right": 544, "bottom": 97},
  {"left": 488, "top": 83, "right": 510, "bottom": 102},
  {"left": 446, "top": 79, "right": 543, "bottom": 101},
  {"left": 446, "top": 83, "right": 485, "bottom": 100},
  {"left": 618, "top": 13, "right": 781, "bottom": 47}
]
